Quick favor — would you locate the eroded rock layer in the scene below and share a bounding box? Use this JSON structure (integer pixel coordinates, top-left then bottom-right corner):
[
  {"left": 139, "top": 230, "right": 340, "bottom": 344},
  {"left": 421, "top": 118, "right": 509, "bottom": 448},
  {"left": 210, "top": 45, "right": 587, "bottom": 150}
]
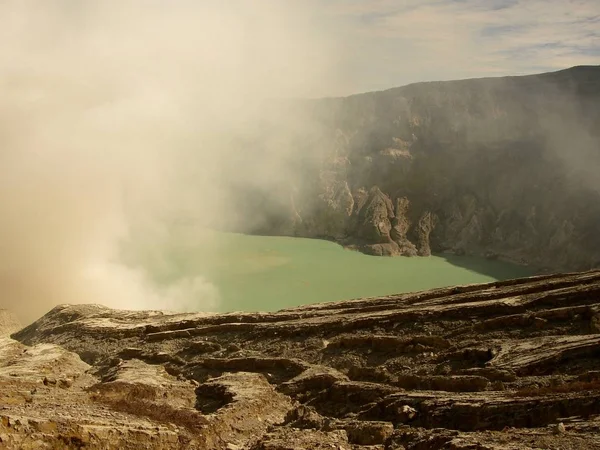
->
[{"left": 2, "top": 270, "right": 600, "bottom": 448}]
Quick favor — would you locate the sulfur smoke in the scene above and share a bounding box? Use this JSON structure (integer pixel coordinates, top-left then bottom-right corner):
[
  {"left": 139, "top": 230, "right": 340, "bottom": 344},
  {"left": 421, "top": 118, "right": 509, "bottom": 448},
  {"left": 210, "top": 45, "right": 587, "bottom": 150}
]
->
[{"left": 0, "top": 1, "right": 340, "bottom": 323}]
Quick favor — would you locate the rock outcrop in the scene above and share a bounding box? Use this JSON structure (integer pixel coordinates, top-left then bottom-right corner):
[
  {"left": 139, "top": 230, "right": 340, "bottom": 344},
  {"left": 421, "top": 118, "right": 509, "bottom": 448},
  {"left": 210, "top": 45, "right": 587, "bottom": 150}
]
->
[
  {"left": 232, "top": 65, "right": 600, "bottom": 272},
  {"left": 4, "top": 270, "right": 600, "bottom": 448}
]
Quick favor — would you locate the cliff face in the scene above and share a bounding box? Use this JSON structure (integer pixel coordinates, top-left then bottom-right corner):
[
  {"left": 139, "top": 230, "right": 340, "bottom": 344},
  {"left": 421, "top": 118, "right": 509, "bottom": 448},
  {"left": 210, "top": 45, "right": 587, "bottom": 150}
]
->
[
  {"left": 234, "top": 66, "right": 600, "bottom": 271},
  {"left": 4, "top": 271, "right": 600, "bottom": 448}
]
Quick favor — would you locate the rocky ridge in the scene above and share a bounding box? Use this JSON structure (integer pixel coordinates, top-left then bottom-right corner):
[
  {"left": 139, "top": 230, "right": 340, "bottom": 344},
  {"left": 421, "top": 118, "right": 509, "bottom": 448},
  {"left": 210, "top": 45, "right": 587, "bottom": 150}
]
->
[{"left": 3, "top": 270, "right": 600, "bottom": 448}]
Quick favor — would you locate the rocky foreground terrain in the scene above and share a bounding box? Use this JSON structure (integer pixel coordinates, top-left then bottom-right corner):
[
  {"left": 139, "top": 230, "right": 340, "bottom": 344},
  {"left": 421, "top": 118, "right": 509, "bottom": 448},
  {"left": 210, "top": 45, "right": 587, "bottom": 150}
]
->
[
  {"left": 230, "top": 66, "right": 600, "bottom": 272},
  {"left": 2, "top": 270, "right": 600, "bottom": 448}
]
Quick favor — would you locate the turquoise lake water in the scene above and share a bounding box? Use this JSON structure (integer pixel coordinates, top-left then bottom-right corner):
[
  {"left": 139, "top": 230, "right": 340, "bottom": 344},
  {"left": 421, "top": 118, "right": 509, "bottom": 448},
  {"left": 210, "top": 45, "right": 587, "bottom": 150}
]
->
[{"left": 125, "top": 229, "right": 534, "bottom": 312}]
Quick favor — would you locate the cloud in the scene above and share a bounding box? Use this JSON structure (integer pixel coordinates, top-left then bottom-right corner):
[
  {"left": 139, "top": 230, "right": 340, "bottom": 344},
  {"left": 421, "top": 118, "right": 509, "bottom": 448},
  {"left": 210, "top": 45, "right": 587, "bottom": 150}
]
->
[{"left": 322, "top": 0, "right": 600, "bottom": 92}]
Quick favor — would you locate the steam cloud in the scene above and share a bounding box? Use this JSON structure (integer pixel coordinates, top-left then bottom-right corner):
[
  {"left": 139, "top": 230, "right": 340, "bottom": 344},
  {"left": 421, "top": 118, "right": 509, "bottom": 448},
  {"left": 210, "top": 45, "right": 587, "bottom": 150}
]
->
[{"left": 0, "top": 1, "right": 339, "bottom": 322}]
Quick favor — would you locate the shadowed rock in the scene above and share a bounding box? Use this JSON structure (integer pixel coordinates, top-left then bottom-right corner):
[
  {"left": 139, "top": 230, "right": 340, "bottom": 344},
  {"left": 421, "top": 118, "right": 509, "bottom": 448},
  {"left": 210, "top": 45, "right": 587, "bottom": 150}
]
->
[{"left": 234, "top": 66, "right": 600, "bottom": 272}]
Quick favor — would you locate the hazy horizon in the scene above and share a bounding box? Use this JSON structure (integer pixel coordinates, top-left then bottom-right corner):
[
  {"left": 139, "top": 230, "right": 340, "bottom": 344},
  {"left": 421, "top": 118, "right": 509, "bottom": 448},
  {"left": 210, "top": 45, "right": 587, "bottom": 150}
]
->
[{"left": 0, "top": 0, "right": 598, "bottom": 322}]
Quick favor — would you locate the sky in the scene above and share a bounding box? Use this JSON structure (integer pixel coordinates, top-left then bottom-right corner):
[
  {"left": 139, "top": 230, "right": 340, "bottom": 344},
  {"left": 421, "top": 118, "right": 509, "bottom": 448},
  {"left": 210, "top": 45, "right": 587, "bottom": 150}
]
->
[{"left": 314, "top": 0, "right": 600, "bottom": 95}]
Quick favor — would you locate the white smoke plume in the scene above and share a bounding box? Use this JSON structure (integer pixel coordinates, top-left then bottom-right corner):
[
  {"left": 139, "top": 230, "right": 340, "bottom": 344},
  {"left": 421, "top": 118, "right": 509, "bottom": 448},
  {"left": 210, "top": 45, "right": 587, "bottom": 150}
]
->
[{"left": 0, "top": 1, "right": 340, "bottom": 322}]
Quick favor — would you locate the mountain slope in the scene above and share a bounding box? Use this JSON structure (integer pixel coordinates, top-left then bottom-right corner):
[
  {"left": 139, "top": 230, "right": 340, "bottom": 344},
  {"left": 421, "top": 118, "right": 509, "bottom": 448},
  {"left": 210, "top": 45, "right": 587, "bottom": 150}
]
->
[{"left": 232, "top": 66, "right": 600, "bottom": 272}]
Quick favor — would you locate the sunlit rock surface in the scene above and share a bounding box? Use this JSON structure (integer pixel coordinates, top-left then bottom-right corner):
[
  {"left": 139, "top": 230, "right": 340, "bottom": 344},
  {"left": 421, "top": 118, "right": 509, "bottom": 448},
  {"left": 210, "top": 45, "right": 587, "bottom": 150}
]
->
[{"left": 3, "top": 270, "right": 600, "bottom": 448}]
